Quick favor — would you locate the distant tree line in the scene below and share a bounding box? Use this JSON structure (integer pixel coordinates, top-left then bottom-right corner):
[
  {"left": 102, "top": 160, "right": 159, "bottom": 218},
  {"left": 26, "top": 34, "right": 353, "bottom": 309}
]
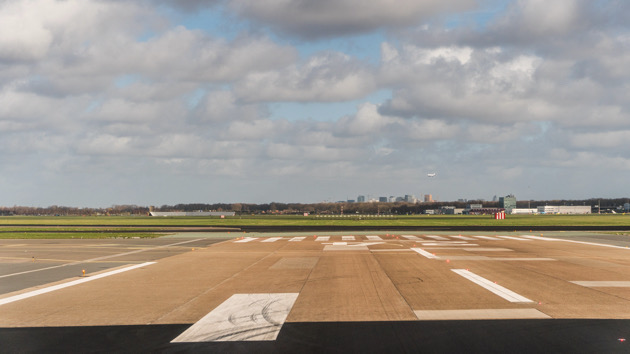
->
[{"left": 0, "top": 198, "right": 628, "bottom": 216}]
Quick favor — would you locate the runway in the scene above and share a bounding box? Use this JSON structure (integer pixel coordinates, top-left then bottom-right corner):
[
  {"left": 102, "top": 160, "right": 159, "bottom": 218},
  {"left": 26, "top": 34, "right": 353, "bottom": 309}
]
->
[{"left": 1, "top": 232, "right": 630, "bottom": 352}]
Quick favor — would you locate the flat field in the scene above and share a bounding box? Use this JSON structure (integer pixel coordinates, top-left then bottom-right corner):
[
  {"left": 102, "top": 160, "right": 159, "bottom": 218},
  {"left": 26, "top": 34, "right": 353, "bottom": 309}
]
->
[{"left": 0, "top": 214, "right": 629, "bottom": 227}]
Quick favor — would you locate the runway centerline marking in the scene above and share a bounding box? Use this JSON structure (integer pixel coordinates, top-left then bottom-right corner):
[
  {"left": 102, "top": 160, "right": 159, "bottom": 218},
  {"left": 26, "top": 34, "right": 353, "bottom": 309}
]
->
[
  {"left": 0, "top": 262, "right": 155, "bottom": 306},
  {"left": 0, "top": 239, "right": 201, "bottom": 279},
  {"left": 171, "top": 293, "right": 299, "bottom": 342},
  {"left": 452, "top": 269, "right": 533, "bottom": 303}
]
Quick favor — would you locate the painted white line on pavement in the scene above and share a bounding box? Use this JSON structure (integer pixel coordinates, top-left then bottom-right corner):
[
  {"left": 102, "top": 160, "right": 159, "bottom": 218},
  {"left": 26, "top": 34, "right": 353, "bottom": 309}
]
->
[
  {"left": 261, "top": 237, "right": 282, "bottom": 243},
  {"left": 425, "top": 235, "right": 449, "bottom": 240},
  {"left": 342, "top": 236, "right": 355, "bottom": 241},
  {"left": 473, "top": 236, "right": 501, "bottom": 240},
  {"left": 402, "top": 235, "right": 421, "bottom": 240},
  {"left": 288, "top": 237, "right": 306, "bottom": 242},
  {"left": 520, "top": 235, "right": 558, "bottom": 241},
  {"left": 411, "top": 248, "right": 440, "bottom": 259},
  {"left": 0, "top": 239, "right": 201, "bottom": 279},
  {"left": 452, "top": 269, "right": 533, "bottom": 303},
  {"left": 415, "top": 308, "right": 550, "bottom": 320},
  {"left": 366, "top": 235, "right": 383, "bottom": 241},
  {"left": 315, "top": 236, "right": 330, "bottom": 242},
  {"left": 497, "top": 236, "right": 532, "bottom": 241},
  {"left": 571, "top": 281, "right": 630, "bottom": 287},
  {"left": 172, "top": 293, "right": 299, "bottom": 342},
  {"left": 0, "top": 262, "right": 156, "bottom": 306},
  {"left": 544, "top": 238, "right": 630, "bottom": 250},
  {"left": 421, "top": 243, "right": 477, "bottom": 247},
  {"left": 234, "top": 237, "right": 258, "bottom": 243},
  {"left": 451, "top": 236, "right": 476, "bottom": 240}
]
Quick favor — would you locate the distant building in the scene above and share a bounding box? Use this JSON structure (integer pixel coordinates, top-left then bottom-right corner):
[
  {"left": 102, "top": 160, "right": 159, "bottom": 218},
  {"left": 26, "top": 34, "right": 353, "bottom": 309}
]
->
[
  {"left": 424, "top": 194, "right": 433, "bottom": 203},
  {"left": 467, "top": 204, "right": 483, "bottom": 209},
  {"left": 499, "top": 194, "right": 517, "bottom": 211},
  {"left": 538, "top": 205, "right": 591, "bottom": 214},
  {"left": 509, "top": 208, "right": 537, "bottom": 214},
  {"left": 404, "top": 195, "right": 416, "bottom": 203},
  {"left": 379, "top": 197, "right": 388, "bottom": 202},
  {"left": 389, "top": 196, "right": 396, "bottom": 202},
  {"left": 440, "top": 206, "right": 463, "bottom": 215},
  {"left": 357, "top": 195, "right": 366, "bottom": 202}
]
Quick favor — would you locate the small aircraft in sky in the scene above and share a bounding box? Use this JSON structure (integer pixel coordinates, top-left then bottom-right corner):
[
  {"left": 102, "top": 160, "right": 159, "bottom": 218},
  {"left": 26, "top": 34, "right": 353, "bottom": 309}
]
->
[{"left": 427, "top": 173, "right": 436, "bottom": 177}]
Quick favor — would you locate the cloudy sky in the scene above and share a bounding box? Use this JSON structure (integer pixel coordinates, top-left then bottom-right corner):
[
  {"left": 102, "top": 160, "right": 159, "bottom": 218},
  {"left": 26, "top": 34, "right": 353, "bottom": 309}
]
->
[{"left": 1, "top": 0, "right": 629, "bottom": 207}]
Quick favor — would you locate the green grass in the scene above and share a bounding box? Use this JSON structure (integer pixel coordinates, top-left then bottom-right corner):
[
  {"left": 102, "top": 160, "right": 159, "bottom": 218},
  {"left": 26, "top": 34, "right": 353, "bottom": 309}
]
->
[{"left": 0, "top": 214, "right": 629, "bottom": 227}]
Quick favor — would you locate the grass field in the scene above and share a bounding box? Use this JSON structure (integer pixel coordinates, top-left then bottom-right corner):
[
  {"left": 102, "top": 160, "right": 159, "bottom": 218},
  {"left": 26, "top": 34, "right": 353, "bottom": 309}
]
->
[{"left": 0, "top": 214, "right": 629, "bottom": 227}]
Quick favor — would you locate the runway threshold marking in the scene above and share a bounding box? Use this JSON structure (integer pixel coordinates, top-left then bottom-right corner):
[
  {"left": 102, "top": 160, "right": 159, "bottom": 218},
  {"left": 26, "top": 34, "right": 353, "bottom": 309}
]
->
[
  {"left": 0, "top": 239, "right": 201, "bottom": 279},
  {"left": 451, "top": 236, "right": 476, "bottom": 240},
  {"left": 474, "top": 236, "right": 501, "bottom": 240},
  {"left": 342, "top": 236, "right": 355, "bottom": 241},
  {"left": 289, "top": 237, "right": 306, "bottom": 242},
  {"left": 452, "top": 269, "right": 533, "bottom": 303},
  {"left": 402, "top": 235, "right": 420, "bottom": 240},
  {"left": 411, "top": 248, "right": 439, "bottom": 259},
  {"left": 0, "top": 262, "right": 155, "bottom": 306},
  {"left": 261, "top": 237, "right": 282, "bottom": 243},
  {"left": 234, "top": 237, "right": 258, "bottom": 243},
  {"left": 425, "top": 235, "right": 449, "bottom": 240},
  {"left": 366, "top": 235, "right": 382, "bottom": 240},
  {"left": 171, "top": 293, "right": 299, "bottom": 342},
  {"left": 315, "top": 236, "right": 330, "bottom": 242}
]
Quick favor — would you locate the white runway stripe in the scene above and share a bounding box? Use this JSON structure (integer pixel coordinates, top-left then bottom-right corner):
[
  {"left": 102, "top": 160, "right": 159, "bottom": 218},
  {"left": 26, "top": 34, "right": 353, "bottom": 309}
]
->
[
  {"left": 425, "top": 235, "right": 448, "bottom": 240},
  {"left": 520, "top": 235, "right": 556, "bottom": 241},
  {"left": 415, "top": 308, "right": 550, "bottom": 320},
  {"left": 452, "top": 269, "right": 533, "bottom": 303},
  {"left": 261, "top": 237, "right": 282, "bottom": 243},
  {"left": 402, "top": 235, "right": 421, "bottom": 240},
  {"left": 171, "top": 293, "right": 299, "bottom": 342},
  {"left": 497, "top": 236, "right": 532, "bottom": 241},
  {"left": 411, "top": 248, "right": 440, "bottom": 259},
  {"left": 315, "top": 236, "right": 330, "bottom": 242},
  {"left": 571, "top": 281, "right": 630, "bottom": 287},
  {"left": 234, "top": 237, "right": 258, "bottom": 243},
  {"left": 0, "top": 262, "right": 156, "bottom": 306},
  {"left": 473, "top": 236, "right": 501, "bottom": 240},
  {"left": 342, "top": 236, "right": 355, "bottom": 241},
  {"left": 289, "top": 237, "right": 306, "bottom": 242},
  {"left": 451, "top": 236, "right": 476, "bottom": 240},
  {"left": 366, "top": 235, "right": 383, "bottom": 240}
]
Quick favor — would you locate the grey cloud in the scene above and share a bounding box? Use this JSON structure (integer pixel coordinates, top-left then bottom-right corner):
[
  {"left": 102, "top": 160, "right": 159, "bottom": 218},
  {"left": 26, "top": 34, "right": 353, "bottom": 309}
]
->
[
  {"left": 234, "top": 52, "right": 376, "bottom": 103},
  {"left": 229, "top": 0, "right": 475, "bottom": 39}
]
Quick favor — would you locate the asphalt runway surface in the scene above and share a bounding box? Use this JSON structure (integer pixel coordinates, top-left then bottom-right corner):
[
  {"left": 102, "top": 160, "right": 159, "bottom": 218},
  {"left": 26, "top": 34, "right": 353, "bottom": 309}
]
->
[{"left": 1, "top": 232, "right": 630, "bottom": 353}]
